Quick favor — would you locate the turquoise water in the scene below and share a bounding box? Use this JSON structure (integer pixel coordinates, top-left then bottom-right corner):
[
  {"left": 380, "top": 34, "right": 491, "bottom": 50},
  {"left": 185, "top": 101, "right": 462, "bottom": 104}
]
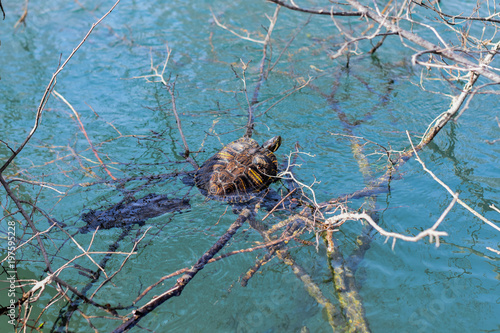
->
[{"left": 1, "top": 1, "right": 499, "bottom": 332}]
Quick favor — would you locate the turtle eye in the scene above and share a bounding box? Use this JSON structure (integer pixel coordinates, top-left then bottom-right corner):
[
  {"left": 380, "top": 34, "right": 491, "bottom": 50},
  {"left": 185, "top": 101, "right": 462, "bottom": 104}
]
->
[{"left": 262, "top": 136, "right": 281, "bottom": 152}]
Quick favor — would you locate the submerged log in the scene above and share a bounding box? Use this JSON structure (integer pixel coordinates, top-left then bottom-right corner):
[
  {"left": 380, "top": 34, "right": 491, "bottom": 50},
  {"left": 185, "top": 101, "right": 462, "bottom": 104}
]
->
[{"left": 80, "top": 193, "right": 190, "bottom": 233}]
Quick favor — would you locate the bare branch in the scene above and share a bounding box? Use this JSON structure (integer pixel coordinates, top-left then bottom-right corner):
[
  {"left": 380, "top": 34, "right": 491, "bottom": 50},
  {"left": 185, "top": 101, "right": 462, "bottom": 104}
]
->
[
  {"left": 53, "top": 90, "right": 118, "bottom": 180},
  {"left": 325, "top": 209, "right": 450, "bottom": 250},
  {"left": 267, "top": 0, "right": 362, "bottom": 17},
  {"left": 247, "top": 4, "right": 281, "bottom": 137},
  {"left": 211, "top": 9, "right": 265, "bottom": 44},
  {"left": 345, "top": 0, "right": 500, "bottom": 83},
  {"left": 0, "top": 0, "right": 123, "bottom": 173},
  {"left": 111, "top": 208, "right": 254, "bottom": 333},
  {"left": 407, "top": 131, "right": 500, "bottom": 233}
]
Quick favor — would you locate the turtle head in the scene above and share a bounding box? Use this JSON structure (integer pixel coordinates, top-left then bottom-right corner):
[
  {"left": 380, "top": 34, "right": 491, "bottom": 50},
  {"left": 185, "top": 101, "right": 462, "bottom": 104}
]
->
[{"left": 262, "top": 136, "right": 281, "bottom": 152}]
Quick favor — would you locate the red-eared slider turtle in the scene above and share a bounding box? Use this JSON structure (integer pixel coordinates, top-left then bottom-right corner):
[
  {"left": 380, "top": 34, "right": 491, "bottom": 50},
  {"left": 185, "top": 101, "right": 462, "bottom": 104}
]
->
[{"left": 194, "top": 136, "right": 282, "bottom": 203}]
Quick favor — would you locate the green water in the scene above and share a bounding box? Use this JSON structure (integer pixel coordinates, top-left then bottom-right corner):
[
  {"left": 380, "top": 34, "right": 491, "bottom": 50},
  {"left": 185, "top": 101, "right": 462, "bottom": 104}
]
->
[{"left": 0, "top": 1, "right": 499, "bottom": 332}]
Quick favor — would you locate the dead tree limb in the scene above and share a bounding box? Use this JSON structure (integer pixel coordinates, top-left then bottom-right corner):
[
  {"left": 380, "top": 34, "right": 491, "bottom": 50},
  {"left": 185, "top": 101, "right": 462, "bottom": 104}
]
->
[
  {"left": 13, "top": 0, "right": 28, "bottom": 28},
  {"left": 111, "top": 207, "right": 254, "bottom": 333},
  {"left": 0, "top": 0, "right": 5, "bottom": 20},
  {"left": 0, "top": 175, "right": 52, "bottom": 272},
  {"left": 166, "top": 80, "right": 199, "bottom": 169},
  {"left": 246, "top": 216, "right": 342, "bottom": 331},
  {"left": 333, "top": 39, "right": 500, "bottom": 204},
  {"left": 0, "top": 0, "right": 123, "bottom": 174},
  {"left": 417, "top": 1, "right": 500, "bottom": 24},
  {"left": 267, "top": 0, "right": 362, "bottom": 17},
  {"left": 271, "top": 0, "right": 500, "bottom": 83},
  {"left": 245, "top": 4, "right": 281, "bottom": 138},
  {"left": 52, "top": 225, "right": 132, "bottom": 331},
  {"left": 344, "top": 0, "right": 500, "bottom": 83}
]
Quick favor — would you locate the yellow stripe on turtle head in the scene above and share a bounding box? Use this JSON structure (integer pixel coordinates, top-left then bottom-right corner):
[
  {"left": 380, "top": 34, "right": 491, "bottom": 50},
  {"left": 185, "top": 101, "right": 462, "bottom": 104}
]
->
[{"left": 248, "top": 169, "right": 263, "bottom": 185}]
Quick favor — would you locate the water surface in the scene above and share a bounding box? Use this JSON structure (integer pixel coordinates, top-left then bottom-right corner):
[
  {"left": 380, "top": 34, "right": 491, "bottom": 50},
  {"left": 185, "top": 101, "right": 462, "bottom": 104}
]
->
[{"left": 0, "top": 1, "right": 499, "bottom": 332}]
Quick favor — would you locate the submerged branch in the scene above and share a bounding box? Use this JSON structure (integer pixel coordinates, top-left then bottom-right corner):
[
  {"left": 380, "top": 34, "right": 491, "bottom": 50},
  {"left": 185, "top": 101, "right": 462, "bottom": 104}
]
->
[
  {"left": 112, "top": 207, "right": 254, "bottom": 333},
  {"left": 246, "top": 216, "right": 342, "bottom": 331}
]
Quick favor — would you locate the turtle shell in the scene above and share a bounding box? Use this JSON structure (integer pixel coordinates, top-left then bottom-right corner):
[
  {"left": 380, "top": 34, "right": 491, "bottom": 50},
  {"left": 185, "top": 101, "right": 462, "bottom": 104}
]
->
[{"left": 194, "top": 136, "right": 281, "bottom": 203}]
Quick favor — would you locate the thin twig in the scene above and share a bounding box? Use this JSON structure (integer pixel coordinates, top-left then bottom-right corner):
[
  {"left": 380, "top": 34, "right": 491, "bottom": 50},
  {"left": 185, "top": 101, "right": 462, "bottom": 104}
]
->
[
  {"left": 267, "top": 0, "right": 362, "bottom": 17},
  {"left": 246, "top": 4, "right": 281, "bottom": 137},
  {"left": 0, "top": 0, "right": 122, "bottom": 173},
  {"left": 325, "top": 209, "right": 450, "bottom": 250},
  {"left": 211, "top": 9, "right": 265, "bottom": 44},
  {"left": 53, "top": 90, "right": 117, "bottom": 180},
  {"left": 112, "top": 207, "right": 254, "bottom": 333},
  {"left": 90, "top": 227, "right": 152, "bottom": 299},
  {"left": 166, "top": 80, "right": 198, "bottom": 169},
  {"left": 0, "top": 175, "right": 52, "bottom": 272},
  {"left": 407, "top": 131, "right": 500, "bottom": 232},
  {"left": 262, "top": 188, "right": 297, "bottom": 221}
]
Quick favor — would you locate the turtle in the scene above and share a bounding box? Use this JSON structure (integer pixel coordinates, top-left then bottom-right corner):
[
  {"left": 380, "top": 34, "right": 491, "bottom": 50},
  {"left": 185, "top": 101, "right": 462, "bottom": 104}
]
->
[{"left": 194, "top": 136, "right": 282, "bottom": 203}]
